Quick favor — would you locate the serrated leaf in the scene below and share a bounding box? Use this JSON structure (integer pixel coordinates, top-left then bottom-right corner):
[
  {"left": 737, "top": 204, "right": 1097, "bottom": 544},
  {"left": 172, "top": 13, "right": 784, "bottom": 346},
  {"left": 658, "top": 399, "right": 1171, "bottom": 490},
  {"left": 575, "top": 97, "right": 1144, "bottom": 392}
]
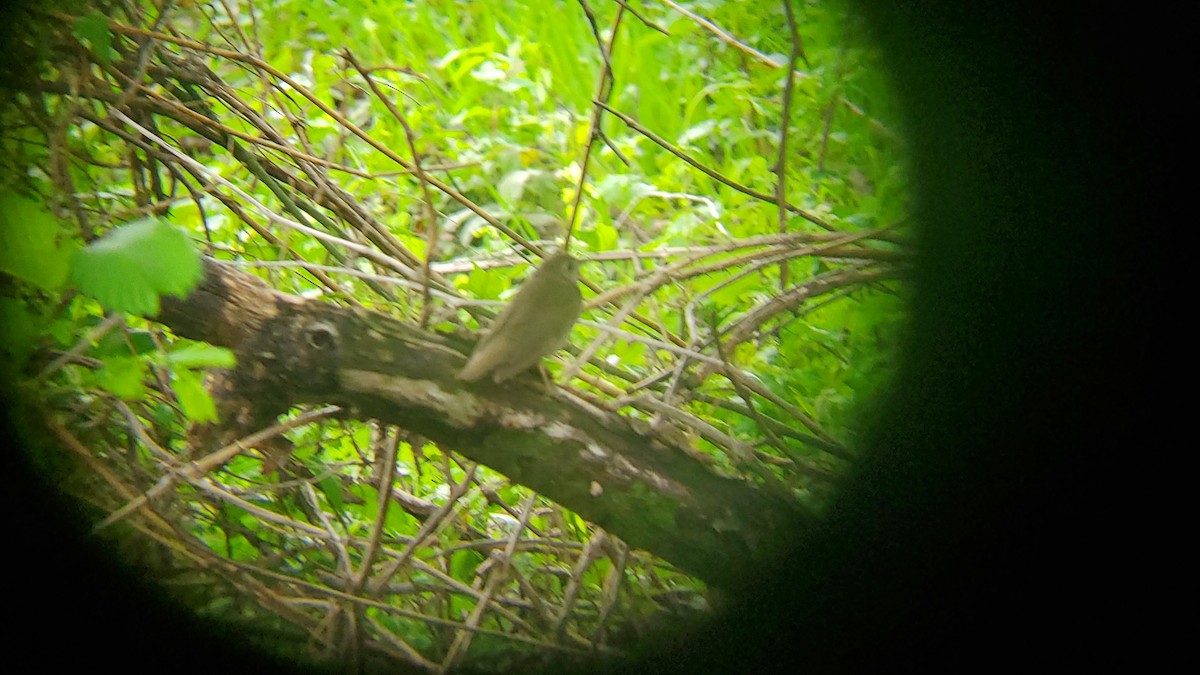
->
[
  {"left": 0, "top": 192, "right": 71, "bottom": 290},
  {"left": 71, "top": 264, "right": 159, "bottom": 316},
  {"left": 70, "top": 218, "right": 202, "bottom": 316},
  {"left": 171, "top": 368, "right": 217, "bottom": 423}
]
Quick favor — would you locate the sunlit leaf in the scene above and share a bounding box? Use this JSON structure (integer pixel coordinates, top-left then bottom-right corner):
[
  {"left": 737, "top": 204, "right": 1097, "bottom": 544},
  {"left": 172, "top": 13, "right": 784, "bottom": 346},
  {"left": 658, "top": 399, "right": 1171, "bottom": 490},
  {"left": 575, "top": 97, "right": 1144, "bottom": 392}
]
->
[
  {"left": 450, "top": 549, "right": 485, "bottom": 581},
  {"left": 0, "top": 193, "right": 72, "bottom": 290},
  {"left": 171, "top": 367, "right": 217, "bottom": 423},
  {"left": 167, "top": 343, "right": 237, "bottom": 369},
  {"left": 70, "top": 218, "right": 202, "bottom": 316},
  {"left": 94, "top": 355, "right": 147, "bottom": 400},
  {"left": 318, "top": 475, "right": 346, "bottom": 515}
]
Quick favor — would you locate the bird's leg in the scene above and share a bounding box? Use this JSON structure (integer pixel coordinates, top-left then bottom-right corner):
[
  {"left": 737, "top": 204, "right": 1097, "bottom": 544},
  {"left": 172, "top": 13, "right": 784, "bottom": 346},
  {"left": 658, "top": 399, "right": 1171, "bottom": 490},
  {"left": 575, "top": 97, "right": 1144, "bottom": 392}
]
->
[{"left": 537, "top": 363, "right": 556, "bottom": 391}]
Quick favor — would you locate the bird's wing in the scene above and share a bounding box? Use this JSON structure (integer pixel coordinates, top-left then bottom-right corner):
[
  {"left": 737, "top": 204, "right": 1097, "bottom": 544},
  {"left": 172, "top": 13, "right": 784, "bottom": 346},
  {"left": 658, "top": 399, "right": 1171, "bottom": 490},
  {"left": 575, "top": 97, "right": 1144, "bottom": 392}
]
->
[{"left": 476, "top": 278, "right": 546, "bottom": 348}]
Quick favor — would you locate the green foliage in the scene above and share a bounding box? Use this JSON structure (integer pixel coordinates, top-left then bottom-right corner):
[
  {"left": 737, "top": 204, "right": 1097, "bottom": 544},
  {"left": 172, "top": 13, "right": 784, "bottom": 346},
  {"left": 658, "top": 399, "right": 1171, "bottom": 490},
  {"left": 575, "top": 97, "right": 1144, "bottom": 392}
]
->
[
  {"left": 6, "top": 0, "right": 910, "bottom": 669},
  {"left": 71, "top": 11, "right": 116, "bottom": 64},
  {"left": 317, "top": 475, "right": 346, "bottom": 515},
  {"left": 0, "top": 297, "right": 38, "bottom": 367},
  {"left": 70, "top": 217, "right": 202, "bottom": 316},
  {"left": 90, "top": 355, "right": 146, "bottom": 400},
  {"left": 0, "top": 192, "right": 72, "bottom": 290},
  {"left": 170, "top": 368, "right": 218, "bottom": 423},
  {"left": 166, "top": 343, "right": 237, "bottom": 370}
]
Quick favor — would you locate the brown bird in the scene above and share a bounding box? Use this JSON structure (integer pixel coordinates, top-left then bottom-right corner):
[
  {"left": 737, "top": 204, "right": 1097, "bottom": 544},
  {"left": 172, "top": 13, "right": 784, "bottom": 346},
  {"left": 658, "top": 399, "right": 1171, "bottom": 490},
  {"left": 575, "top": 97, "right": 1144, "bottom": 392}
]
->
[{"left": 457, "top": 251, "right": 583, "bottom": 383}]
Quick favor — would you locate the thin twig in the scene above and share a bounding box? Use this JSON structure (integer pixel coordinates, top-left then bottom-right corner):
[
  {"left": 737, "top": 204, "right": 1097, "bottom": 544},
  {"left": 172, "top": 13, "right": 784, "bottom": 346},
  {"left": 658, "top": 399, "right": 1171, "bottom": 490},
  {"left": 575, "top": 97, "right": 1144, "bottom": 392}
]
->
[
  {"left": 366, "top": 462, "right": 478, "bottom": 595},
  {"left": 661, "top": 0, "right": 808, "bottom": 70},
  {"left": 596, "top": 101, "right": 836, "bottom": 231},
  {"left": 93, "top": 406, "right": 340, "bottom": 532},
  {"left": 349, "top": 430, "right": 401, "bottom": 594},
  {"left": 343, "top": 50, "right": 443, "bottom": 328},
  {"left": 566, "top": 0, "right": 626, "bottom": 246},
  {"left": 38, "top": 314, "right": 124, "bottom": 380},
  {"left": 443, "top": 492, "right": 538, "bottom": 668},
  {"left": 774, "top": 0, "right": 804, "bottom": 290}
]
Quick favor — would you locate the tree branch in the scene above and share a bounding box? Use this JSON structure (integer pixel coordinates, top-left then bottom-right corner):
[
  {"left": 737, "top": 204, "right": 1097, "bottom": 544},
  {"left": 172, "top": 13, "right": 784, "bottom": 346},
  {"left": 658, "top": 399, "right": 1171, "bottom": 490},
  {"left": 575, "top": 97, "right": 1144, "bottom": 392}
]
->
[{"left": 157, "top": 258, "right": 814, "bottom": 588}]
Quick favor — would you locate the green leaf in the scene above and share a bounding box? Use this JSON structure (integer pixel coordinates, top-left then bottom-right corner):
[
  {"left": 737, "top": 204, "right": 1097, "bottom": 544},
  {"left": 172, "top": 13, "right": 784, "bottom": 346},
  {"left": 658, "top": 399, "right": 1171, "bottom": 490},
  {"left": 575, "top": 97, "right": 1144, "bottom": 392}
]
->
[
  {"left": 318, "top": 475, "right": 346, "bottom": 515},
  {"left": 94, "top": 329, "right": 156, "bottom": 358},
  {"left": 593, "top": 220, "right": 619, "bottom": 252},
  {"left": 460, "top": 259, "right": 517, "bottom": 302},
  {"left": 70, "top": 218, "right": 202, "bottom": 316},
  {"left": 167, "top": 343, "right": 237, "bottom": 369},
  {"left": 450, "top": 549, "right": 485, "bottom": 581},
  {"left": 94, "top": 355, "right": 147, "bottom": 400},
  {"left": 710, "top": 271, "right": 763, "bottom": 307},
  {"left": 0, "top": 193, "right": 71, "bottom": 290},
  {"left": 0, "top": 298, "right": 39, "bottom": 367},
  {"left": 171, "top": 368, "right": 217, "bottom": 423},
  {"left": 385, "top": 505, "right": 418, "bottom": 536},
  {"left": 73, "top": 12, "right": 117, "bottom": 65},
  {"left": 221, "top": 502, "right": 252, "bottom": 526}
]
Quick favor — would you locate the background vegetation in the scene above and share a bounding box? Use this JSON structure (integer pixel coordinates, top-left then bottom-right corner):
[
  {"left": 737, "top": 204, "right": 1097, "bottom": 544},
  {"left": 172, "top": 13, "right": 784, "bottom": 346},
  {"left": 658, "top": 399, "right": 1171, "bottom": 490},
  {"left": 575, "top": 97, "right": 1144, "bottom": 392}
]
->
[{"left": 1, "top": 0, "right": 907, "bottom": 671}]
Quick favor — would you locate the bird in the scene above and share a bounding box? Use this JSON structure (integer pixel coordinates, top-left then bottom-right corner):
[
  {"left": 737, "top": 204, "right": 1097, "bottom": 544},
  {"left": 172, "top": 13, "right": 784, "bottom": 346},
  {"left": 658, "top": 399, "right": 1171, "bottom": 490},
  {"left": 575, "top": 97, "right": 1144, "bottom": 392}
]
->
[{"left": 457, "top": 251, "right": 583, "bottom": 383}]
